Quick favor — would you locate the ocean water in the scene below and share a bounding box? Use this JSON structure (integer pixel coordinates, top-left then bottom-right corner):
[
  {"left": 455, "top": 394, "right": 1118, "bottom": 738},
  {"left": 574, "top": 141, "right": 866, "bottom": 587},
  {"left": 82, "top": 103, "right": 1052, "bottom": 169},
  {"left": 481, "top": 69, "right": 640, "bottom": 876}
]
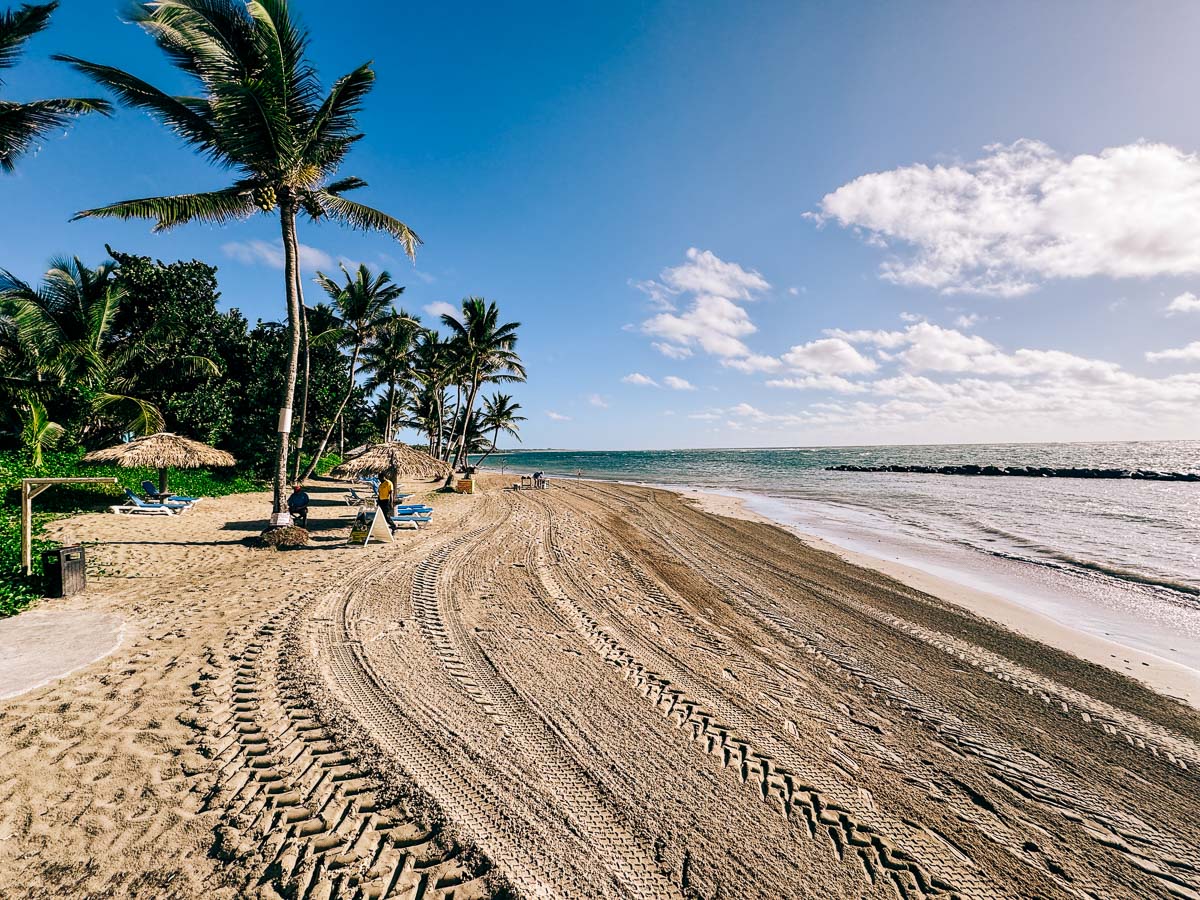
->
[{"left": 483, "top": 442, "right": 1200, "bottom": 671}]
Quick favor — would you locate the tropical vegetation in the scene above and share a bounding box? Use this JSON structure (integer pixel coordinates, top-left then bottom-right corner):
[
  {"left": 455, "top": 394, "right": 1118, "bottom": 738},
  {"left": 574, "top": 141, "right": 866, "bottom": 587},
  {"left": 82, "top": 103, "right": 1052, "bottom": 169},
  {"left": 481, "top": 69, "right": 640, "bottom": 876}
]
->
[
  {"left": 0, "top": 0, "right": 528, "bottom": 615},
  {"left": 56, "top": 0, "right": 420, "bottom": 519}
]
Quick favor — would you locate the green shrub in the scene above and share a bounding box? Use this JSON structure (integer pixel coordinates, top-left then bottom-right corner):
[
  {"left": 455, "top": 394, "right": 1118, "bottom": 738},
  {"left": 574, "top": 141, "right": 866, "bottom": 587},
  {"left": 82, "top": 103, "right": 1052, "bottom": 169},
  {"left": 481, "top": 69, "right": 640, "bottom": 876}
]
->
[
  {"left": 295, "top": 451, "right": 342, "bottom": 478},
  {"left": 0, "top": 449, "right": 263, "bottom": 617}
]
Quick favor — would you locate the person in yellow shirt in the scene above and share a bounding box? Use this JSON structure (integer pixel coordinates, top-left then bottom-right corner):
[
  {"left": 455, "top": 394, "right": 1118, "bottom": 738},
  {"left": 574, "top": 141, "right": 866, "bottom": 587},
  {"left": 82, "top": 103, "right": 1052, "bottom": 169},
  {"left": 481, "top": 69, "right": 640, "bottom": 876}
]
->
[{"left": 376, "top": 475, "right": 396, "bottom": 532}]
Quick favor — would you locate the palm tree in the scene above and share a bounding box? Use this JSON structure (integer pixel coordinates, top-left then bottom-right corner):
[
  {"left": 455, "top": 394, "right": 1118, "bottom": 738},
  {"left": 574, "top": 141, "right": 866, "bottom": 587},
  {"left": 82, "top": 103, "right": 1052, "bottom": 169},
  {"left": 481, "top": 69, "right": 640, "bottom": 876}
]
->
[
  {"left": 56, "top": 0, "right": 420, "bottom": 522},
  {"left": 360, "top": 310, "right": 420, "bottom": 442},
  {"left": 410, "top": 331, "right": 456, "bottom": 458},
  {"left": 0, "top": 257, "right": 214, "bottom": 450},
  {"left": 474, "top": 393, "right": 524, "bottom": 468},
  {"left": 300, "top": 263, "right": 405, "bottom": 479},
  {"left": 441, "top": 298, "right": 525, "bottom": 469},
  {"left": 0, "top": 2, "right": 110, "bottom": 172}
]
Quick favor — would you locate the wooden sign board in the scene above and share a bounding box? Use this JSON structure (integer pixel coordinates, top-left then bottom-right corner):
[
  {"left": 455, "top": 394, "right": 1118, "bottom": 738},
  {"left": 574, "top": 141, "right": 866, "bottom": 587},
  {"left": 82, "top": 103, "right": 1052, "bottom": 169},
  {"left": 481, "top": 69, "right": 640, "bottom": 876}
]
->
[{"left": 349, "top": 507, "right": 393, "bottom": 546}]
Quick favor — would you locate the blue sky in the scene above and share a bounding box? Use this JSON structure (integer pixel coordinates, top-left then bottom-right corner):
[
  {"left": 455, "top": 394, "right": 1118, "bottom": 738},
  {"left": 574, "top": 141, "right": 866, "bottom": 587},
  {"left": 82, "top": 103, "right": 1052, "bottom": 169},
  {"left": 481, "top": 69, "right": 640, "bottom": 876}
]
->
[{"left": 7, "top": 0, "right": 1200, "bottom": 449}]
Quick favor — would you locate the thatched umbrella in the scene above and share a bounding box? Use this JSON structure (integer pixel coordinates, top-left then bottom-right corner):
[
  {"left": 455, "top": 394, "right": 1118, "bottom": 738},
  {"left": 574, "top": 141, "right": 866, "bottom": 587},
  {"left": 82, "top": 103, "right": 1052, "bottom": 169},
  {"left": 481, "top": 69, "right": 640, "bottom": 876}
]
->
[
  {"left": 330, "top": 442, "right": 450, "bottom": 485},
  {"left": 83, "top": 432, "right": 236, "bottom": 494}
]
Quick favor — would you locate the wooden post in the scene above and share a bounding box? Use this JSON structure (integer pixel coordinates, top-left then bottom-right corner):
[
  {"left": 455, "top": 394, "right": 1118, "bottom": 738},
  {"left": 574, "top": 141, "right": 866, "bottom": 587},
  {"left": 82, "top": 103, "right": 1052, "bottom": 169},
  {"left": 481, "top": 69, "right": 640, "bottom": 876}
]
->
[
  {"left": 158, "top": 466, "right": 168, "bottom": 495},
  {"left": 20, "top": 478, "right": 119, "bottom": 575}
]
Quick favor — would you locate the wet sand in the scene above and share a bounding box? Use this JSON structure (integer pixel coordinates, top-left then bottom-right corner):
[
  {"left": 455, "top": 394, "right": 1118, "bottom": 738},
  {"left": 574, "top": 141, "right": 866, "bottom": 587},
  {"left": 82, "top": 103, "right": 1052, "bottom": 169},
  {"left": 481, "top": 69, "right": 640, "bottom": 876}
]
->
[
  {"left": 0, "top": 476, "right": 1197, "bottom": 899},
  {"left": 679, "top": 488, "right": 1200, "bottom": 709}
]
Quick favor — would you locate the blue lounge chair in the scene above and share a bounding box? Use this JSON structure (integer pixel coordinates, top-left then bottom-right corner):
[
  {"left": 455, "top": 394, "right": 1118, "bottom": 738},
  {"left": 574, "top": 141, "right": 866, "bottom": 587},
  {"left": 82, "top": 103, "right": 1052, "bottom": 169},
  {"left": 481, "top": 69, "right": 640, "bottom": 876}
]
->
[
  {"left": 142, "top": 480, "right": 199, "bottom": 503},
  {"left": 391, "top": 513, "right": 432, "bottom": 530},
  {"left": 126, "top": 488, "right": 192, "bottom": 512}
]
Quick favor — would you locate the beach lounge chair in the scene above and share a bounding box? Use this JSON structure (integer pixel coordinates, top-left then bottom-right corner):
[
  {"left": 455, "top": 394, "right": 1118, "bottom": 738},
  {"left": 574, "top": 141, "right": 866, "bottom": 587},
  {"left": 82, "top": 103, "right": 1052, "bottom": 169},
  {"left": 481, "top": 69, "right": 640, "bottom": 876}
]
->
[
  {"left": 141, "top": 480, "right": 200, "bottom": 503},
  {"left": 109, "top": 497, "right": 175, "bottom": 516},
  {"left": 343, "top": 488, "right": 374, "bottom": 507},
  {"left": 124, "top": 488, "right": 192, "bottom": 512},
  {"left": 391, "top": 513, "right": 432, "bottom": 530}
]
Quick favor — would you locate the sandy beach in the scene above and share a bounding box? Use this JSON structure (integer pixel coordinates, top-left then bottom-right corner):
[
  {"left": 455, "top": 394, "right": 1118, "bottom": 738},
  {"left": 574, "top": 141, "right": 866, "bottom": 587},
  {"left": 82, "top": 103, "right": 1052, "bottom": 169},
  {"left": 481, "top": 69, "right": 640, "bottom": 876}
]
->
[{"left": 1, "top": 476, "right": 1198, "bottom": 899}]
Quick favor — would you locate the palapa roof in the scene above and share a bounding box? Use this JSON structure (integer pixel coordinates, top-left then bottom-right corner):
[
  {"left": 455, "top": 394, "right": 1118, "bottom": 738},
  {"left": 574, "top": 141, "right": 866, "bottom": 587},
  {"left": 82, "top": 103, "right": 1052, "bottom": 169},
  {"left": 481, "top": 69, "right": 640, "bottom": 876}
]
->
[
  {"left": 83, "top": 432, "right": 236, "bottom": 469},
  {"left": 331, "top": 442, "right": 451, "bottom": 481}
]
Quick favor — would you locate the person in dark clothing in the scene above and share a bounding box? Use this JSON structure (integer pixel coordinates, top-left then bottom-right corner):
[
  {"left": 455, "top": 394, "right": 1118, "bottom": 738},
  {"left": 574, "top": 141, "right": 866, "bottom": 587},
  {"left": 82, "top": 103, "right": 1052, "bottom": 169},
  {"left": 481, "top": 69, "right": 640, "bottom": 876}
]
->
[{"left": 287, "top": 483, "right": 310, "bottom": 527}]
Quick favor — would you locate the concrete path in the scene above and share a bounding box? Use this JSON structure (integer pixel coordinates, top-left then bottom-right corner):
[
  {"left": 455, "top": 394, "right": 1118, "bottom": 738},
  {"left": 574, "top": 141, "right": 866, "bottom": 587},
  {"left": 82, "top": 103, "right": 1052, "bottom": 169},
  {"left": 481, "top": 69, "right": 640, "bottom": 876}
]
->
[{"left": 0, "top": 609, "right": 124, "bottom": 700}]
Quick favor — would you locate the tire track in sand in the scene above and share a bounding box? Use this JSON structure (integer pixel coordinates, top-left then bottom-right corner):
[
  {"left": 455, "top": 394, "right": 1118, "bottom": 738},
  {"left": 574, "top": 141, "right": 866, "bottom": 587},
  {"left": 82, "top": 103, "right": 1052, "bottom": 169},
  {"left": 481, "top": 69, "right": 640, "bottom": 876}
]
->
[
  {"left": 409, "top": 502, "right": 684, "bottom": 899},
  {"left": 307, "top": 527, "right": 591, "bottom": 900},
  {"left": 519, "top": 491, "right": 979, "bottom": 900},
  {"left": 572, "top": 481, "right": 1200, "bottom": 900},
  {"left": 189, "top": 596, "right": 495, "bottom": 899}
]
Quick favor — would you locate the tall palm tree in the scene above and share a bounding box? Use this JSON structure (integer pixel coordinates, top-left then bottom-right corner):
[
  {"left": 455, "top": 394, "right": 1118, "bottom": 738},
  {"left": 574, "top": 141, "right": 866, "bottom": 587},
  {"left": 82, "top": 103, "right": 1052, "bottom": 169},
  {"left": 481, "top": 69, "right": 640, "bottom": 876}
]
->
[
  {"left": 441, "top": 298, "right": 525, "bottom": 469},
  {"left": 360, "top": 310, "right": 420, "bottom": 442},
  {"left": 56, "top": 0, "right": 419, "bottom": 521},
  {"left": 300, "top": 263, "right": 405, "bottom": 479},
  {"left": 0, "top": 1, "right": 110, "bottom": 172},
  {"left": 410, "top": 331, "right": 456, "bottom": 458},
  {"left": 474, "top": 392, "right": 524, "bottom": 468}
]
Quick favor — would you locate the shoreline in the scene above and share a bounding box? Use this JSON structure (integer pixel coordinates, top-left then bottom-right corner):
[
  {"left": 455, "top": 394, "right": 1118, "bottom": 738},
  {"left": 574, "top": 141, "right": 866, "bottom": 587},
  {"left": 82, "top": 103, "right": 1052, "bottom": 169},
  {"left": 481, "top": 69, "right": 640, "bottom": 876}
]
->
[{"left": 670, "top": 484, "right": 1200, "bottom": 709}]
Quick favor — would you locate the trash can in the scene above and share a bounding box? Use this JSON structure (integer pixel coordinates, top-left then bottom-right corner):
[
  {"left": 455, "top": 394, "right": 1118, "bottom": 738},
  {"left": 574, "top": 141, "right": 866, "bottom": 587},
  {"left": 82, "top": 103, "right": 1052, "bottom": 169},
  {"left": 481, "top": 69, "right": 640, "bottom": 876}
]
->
[{"left": 42, "top": 545, "right": 86, "bottom": 597}]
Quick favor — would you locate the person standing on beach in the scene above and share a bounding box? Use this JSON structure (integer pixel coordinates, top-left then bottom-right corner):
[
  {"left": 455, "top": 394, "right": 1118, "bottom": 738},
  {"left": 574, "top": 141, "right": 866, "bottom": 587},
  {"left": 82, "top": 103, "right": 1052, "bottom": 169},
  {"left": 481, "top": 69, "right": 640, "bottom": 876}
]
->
[{"left": 377, "top": 476, "right": 397, "bottom": 532}]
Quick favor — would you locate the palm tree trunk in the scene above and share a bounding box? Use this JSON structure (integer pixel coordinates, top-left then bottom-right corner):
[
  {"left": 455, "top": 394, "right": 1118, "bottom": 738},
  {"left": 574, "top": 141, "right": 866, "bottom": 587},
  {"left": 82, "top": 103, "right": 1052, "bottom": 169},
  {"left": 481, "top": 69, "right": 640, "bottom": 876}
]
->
[
  {"left": 444, "top": 383, "right": 462, "bottom": 461},
  {"left": 293, "top": 301, "right": 310, "bottom": 481},
  {"left": 301, "top": 342, "right": 361, "bottom": 480},
  {"left": 385, "top": 383, "right": 396, "bottom": 442},
  {"left": 433, "top": 388, "right": 446, "bottom": 458},
  {"left": 452, "top": 376, "right": 481, "bottom": 469},
  {"left": 273, "top": 201, "right": 303, "bottom": 520},
  {"left": 475, "top": 426, "right": 501, "bottom": 467}
]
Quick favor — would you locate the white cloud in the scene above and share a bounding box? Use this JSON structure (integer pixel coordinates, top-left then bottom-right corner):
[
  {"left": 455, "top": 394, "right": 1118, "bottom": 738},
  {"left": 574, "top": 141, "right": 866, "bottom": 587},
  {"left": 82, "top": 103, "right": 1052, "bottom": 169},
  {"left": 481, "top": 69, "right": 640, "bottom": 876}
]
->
[
  {"left": 621, "top": 372, "right": 658, "bottom": 387},
  {"left": 587, "top": 394, "right": 609, "bottom": 408},
  {"left": 721, "top": 354, "right": 783, "bottom": 373},
  {"left": 652, "top": 342, "right": 693, "bottom": 360},
  {"left": 815, "top": 139, "right": 1200, "bottom": 295},
  {"left": 223, "top": 239, "right": 333, "bottom": 272},
  {"left": 545, "top": 411, "right": 571, "bottom": 421},
  {"left": 688, "top": 411, "right": 722, "bottom": 420},
  {"left": 1146, "top": 341, "right": 1200, "bottom": 363},
  {"left": 824, "top": 327, "right": 912, "bottom": 349},
  {"left": 663, "top": 375, "right": 696, "bottom": 391},
  {"left": 780, "top": 338, "right": 877, "bottom": 375},
  {"left": 788, "top": 286, "right": 802, "bottom": 296},
  {"left": 637, "top": 248, "right": 770, "bottom": 363},
  {"left": 954, "top": 313, "right": 981, "bottom": 329},
  {"left": 1166, "top": 291, "right": 1200, "bottom": 315},
  {"left": 424, "top": 301, "right": 458, "bottom": 319},
  {"left": 714, "top": 322, "right": 1200, "bottom": 441},
  {"left": 765, "top": 375, "right": 868, "bottom": 393}
]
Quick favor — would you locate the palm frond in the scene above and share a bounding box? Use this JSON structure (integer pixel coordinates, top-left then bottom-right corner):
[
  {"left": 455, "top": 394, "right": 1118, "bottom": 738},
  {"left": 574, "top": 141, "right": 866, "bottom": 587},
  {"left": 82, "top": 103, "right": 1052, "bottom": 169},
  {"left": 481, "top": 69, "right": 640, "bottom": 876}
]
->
[
  {"left": 94, "top": 391, "right": 164, "bottom": 436},
  {"left": 0, "top": 97, "right": 112, "bottom": 172},
  {"left": 0, "top": 1, "right": 56, "bottom": 77},
  {"left": 18, "top": 392, "right": 63, "bottom": 468},
  {"left": 246, "top": 0, "right": 319, "bottom": 116},
  {"left": 300, "top": 62, "right": 373, "bottom": 160},
  {"left": 71, "top": 183, "right": 258, "bottom": 231},
  {"left": 52, "top": 56, "right": 222, "bottom": 161},
  {"left": 208, "top": 76, "right": 294, "bottom": 170},
  {"left": 310, "top": 189, "right": 421, "bottom": 258}
]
